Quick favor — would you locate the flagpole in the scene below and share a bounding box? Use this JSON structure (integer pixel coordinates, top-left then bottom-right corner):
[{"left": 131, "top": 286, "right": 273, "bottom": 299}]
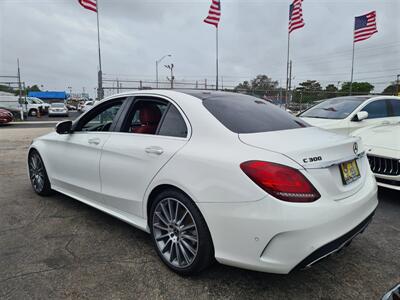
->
[
  {"left": 96, "top": 0, "right": 103, "bottom": 100},
  {"left": 216, "top": 27, "right": 219, "bottom": 91},
  {"left": 349, "top": 41, "right": 355, "bottom": 96},
  {"left": 285, "top": 31, "right": 291, "bottom": 108}
]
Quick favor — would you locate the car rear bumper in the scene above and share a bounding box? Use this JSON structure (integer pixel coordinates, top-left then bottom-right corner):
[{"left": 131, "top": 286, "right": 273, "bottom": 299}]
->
[
  {"left": 197, "top": 173, "right": 378, "bottom": 274},
  {"left": 291, "top": 210, "right": 374, "bottom": 271},
  {"left": 49, "top": 111, "right": 68, "bottom": 116},
  {"left": 0, "top": 117, "right": 13, "bottom": 123}
]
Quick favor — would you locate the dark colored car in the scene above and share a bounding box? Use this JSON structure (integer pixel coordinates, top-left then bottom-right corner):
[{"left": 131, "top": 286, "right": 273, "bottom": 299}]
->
[{"left": 0, "top": 108, "right": 14, "bottom": 124}]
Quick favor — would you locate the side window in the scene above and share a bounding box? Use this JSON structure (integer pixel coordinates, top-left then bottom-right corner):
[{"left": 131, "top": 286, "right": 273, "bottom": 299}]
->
[
  {"left": 125, "top": 99, "right": 167, "bottom": 135},
  {"left": 389, "top": 100, "right": 400, "bottom": 116},
  {"left": 362, "top": 101, "right": 389, "bottom": 119},
  {"left": 158, "top": 105, "right": 188, "bottom": 138},
  {"left": 77, "top": 100, "right": 123, "bottom": 132}
]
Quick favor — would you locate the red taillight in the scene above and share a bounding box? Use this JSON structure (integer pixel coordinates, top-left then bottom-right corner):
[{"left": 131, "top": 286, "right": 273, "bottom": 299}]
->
[{"left": 240, "top": 161, "right": 320, "bottom": 203}]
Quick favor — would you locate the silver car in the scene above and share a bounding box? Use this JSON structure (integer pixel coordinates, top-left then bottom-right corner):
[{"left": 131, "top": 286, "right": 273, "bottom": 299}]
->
[{"left": 48, "top": 103, "right": 69, "bottom": 117}]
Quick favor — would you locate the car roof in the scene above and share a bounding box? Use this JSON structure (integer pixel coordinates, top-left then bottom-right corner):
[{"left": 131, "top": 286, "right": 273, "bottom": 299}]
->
[
  {"left": 102, "top": 89, "right": 258, "bottom": 104},
  {"left": 103, "top": 90, "right": 400, "bottom": 104}
]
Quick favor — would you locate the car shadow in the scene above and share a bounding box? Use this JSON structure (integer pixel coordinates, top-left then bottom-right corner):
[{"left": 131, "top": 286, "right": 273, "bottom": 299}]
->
[{"left": 43, "top": 189, "right": 396, "bottom": 299}]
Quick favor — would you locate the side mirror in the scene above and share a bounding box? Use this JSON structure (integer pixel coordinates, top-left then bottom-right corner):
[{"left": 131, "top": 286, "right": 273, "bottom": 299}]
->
[
  {"left": 353, "top": 111, "right": 368, "bottom": 122},
  {"left": 56, "top": 120, "right": 72, "bottom": 134}
]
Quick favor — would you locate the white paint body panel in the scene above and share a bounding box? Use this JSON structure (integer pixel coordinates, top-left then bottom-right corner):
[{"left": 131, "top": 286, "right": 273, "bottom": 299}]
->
[
  {"left": 29, "top": 90, "right": 378, "bottom": 274},
  {"left": 353, "top": 124, "right": 400, "bottom": 191}
]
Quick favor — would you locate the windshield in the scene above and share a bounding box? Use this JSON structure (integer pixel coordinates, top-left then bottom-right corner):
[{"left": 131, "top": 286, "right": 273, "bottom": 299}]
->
[
  {"left": 299, "top": 97, "right": 368, "bottom": 119},
  {"left": 51, "top": 103, "right": 65, "bottom": 108},
  {"left": 28, "top": 98, "right": 43, "bottom": 104},
  {"left": 203, "top": 94, "right": 309, "bottom": 134}
]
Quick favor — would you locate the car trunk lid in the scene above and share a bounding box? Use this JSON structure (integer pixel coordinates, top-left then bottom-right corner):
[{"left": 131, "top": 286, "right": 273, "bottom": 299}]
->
[{"left": 239, "top": 127, "right": 368, "bottom": 200}]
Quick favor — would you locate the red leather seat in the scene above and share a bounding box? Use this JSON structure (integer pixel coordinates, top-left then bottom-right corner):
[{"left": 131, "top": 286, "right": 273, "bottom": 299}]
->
[{"left": 132, "top": 104, "right": 162, "bottom": 134}]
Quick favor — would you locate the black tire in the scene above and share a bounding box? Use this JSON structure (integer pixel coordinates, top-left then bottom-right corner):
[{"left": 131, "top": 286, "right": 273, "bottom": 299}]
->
[
  {"left": 28, "top": 150, "right": 53, "bottom": 196},
  {"left": 29, "top": 109, "right": 37, "bottom": 117},
  {"left": 149, "top": 189, "right": 214, "bottom": 275}
]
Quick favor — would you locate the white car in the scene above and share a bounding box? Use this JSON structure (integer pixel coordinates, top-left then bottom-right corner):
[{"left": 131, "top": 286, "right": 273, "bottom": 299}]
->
[
  {"left": 81, "top": 101, "right": 94, "bottom": 113},
  {"left": 48, "top": 103, "right": 69, "bottom": 117},
  {"left": 28, "top": 97, "right": 50, "bottom": 114},
  {"left": 28, "top": 90, "right": 378, "bottom": 275},
  {"left": 353, "top": 124, "right": 400, "bottom": 191},
  {"left": 299, "top": 95, "right": 400, "bottom": 135}
]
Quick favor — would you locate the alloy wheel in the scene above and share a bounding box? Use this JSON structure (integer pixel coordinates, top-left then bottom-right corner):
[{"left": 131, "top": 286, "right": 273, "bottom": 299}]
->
[
  {"left": 152, "top": 198, "right": 199, "bottom": 269},
  {"left": 29, "top": 153, "right": 45, "bottom": 192}
]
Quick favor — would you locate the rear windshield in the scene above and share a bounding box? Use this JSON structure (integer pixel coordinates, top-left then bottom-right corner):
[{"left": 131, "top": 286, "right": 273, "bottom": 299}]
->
[
  {"left": 299, "top": 97, "right": 368, "bottom": 119},
  {"left": 51, "top": 103, "right": 64, "bottom": 107},
  {"left": 203, "top": 94, "right": 308, "bottom": 134}
]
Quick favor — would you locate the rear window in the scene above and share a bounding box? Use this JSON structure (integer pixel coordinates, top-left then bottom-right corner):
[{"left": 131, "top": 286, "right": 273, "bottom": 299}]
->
[
  {"left": 51, "top": 103, "right": 64, "bottom": 107},
  {"left": 203, "top": 94, "right": 308, "bottom": 134}
]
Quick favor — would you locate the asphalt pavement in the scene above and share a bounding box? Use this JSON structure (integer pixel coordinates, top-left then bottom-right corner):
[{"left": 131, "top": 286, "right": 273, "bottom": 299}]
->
[{"left": 0, "top": 126, "right": 399, "bottom": 299}]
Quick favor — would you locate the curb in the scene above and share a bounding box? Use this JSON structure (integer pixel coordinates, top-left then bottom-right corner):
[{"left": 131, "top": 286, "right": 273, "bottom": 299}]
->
[{"left": 9, "top": 121, "right": 59, "bottom": 125}]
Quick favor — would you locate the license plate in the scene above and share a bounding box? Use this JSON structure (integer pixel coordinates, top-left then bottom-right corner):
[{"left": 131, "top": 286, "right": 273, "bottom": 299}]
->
[{"left": 339, "top": 159, "right": 360, "bottom": 185}]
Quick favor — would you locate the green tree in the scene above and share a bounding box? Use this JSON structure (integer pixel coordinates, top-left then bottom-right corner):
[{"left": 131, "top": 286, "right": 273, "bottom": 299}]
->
[
  {"left": 0, "top": 84, "right": 14, "bottom": 94},
  {"left": 234, "top": 75, "right": 278, "bottom": 98},
  {"left": 293, "top": 80, "right": 323, "bottom": 103},
  {"left": 14, "top": 84, "right": 42, "bottom": 96},
  {"left": 340, "top": 82, "right": 374, "bottom": 94},
  {"left": 234, "top": 80, "right": 251, "bottom": 92},
  {"left": 382, "top": 83, "right": 400, "bottom": 96},
  {"left": 325, "top": 84, "right": 339, "bottom": 98}
]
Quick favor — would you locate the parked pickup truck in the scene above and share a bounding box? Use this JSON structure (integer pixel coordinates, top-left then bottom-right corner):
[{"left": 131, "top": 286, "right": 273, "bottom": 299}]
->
[
  {"left": 26, "top": 97, "right": 50, "bottom": 115},
  {"left": 0, "top": 95, "right": 44, "bottom": 116}
]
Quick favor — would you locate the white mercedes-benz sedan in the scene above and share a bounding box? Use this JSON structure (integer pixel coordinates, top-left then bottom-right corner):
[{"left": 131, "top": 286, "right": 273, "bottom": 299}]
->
[
  {"left": 28, "top": 90, "right": 378, "bottom": 275},
  {"left": 353, "top": 124, "right": 400, "bottom": 191},
  {"left": 299, "top": 95, "right": 400, "bottom": 135}
]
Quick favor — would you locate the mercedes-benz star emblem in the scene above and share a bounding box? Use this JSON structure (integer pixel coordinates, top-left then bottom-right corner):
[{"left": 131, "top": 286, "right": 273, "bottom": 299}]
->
[{"left": 353, "top": 142, "right": 358, "bottom": 154}]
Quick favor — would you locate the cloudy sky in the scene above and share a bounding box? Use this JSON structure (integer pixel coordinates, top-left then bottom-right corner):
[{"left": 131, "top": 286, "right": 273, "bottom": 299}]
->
[{"left": 0, "top": 0, "right": 399, "bottom": 98}]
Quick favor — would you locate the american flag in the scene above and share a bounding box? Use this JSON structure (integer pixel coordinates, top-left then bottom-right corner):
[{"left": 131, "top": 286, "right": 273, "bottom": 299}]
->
[
  {"left": 289, "top": 0, "right": 305, "bottom": 33},
  {"left": 78, "top": 0, "right": 97, "bottom": 12},
  {"left": 354, "top": 11, "right": 378, "bottom": 43},
  {"left": 204, "top": 0, "right": 221, "bottom": 27}
]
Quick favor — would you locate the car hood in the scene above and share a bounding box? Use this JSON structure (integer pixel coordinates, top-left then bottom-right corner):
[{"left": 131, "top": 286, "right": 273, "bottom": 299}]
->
[
  {"left": 353, "top": 124, "right": 400, "bottom": 152},
  {"left": 300, "top": 117, "right": 345, "bottom": 129}
]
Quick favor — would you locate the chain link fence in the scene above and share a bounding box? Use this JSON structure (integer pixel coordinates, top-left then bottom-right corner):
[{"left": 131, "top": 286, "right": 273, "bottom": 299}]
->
[{"left": 102, "top": 79, "right": 387, "bottom": 113}]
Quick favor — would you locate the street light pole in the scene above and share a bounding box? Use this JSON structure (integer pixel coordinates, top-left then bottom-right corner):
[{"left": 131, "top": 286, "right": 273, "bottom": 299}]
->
[
  {"left": 165, "top": 64, "right": 174, "bottom": 89},
  {"left": 156, "top": 54, "right": 171, "bottom": 88}
]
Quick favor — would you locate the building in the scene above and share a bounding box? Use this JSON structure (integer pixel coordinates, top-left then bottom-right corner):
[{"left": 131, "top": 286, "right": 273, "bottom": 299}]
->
[{"left": 28, "top": 91, "right": 67, "bottom": 103}]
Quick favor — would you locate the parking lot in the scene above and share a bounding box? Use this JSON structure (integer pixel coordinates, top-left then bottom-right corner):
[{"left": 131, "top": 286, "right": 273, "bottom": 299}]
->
[{"left": 0, "top": 125, "right": 399, "bottom": 300}]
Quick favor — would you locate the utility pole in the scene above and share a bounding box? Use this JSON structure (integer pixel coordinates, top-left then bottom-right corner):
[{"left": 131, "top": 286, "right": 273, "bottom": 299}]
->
[
  {"left": 205, "top": 79, "right": 207, "bottom": 89},
  {"left": 156, "top": 54, "right": 171, "bottom": 88},
  {"left": 165, "top": 64, "right": 174, "bottom": 89},
  {"left": 195, "top": 81, "right": 198, "bottom": 89},
  {"left": 396, "top": 74, "right": 400, "bottom": 96},
  {"left": 17, "top": 59, "right": 24, "bottom": 120}
]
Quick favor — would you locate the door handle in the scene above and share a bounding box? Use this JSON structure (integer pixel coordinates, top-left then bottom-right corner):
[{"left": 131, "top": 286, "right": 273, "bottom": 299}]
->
[
  {"left": 145, "top": 146, "right": 164, "bottom": 155},
  {"left": 88, "top": 137, "right": 101, "bottom": 145}
]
